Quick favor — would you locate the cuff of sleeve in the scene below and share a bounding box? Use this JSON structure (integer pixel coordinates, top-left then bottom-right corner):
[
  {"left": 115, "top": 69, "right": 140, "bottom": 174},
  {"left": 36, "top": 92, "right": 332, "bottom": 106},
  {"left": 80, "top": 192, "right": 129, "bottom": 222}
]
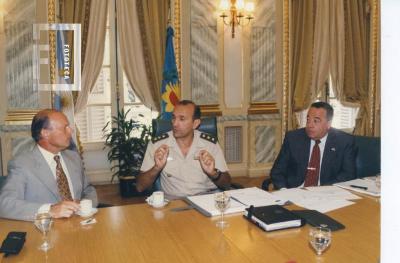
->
[{"left": 38, "top": 204, "right": 51, "bottom": 214}]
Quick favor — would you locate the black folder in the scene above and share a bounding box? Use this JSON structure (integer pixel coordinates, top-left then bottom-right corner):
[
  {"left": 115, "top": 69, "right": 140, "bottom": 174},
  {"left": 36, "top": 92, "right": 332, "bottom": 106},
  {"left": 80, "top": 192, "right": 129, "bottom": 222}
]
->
[
  {"left": 292, "top": 210, "right": 345, "bottom": 231},
  {"left": 244, "top": 205, "right": 305, "bottom": 232}
]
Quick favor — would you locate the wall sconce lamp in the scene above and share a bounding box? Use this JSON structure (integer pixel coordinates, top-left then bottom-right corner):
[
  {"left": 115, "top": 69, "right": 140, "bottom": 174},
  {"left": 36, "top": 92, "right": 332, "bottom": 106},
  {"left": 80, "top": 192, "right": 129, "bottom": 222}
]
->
[{"left": 219, "top": 0, "right": 255, "bottom": 38}]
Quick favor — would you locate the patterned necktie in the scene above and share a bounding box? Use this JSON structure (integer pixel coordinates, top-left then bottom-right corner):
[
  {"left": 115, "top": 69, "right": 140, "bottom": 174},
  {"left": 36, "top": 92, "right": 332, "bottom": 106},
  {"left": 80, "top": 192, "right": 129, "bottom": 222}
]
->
[
  {"left": 54, "top": 155, "right": 73, "bottom": 201},
  {"left": 304, "top": 140, "right": 321, "bottom": 187}
]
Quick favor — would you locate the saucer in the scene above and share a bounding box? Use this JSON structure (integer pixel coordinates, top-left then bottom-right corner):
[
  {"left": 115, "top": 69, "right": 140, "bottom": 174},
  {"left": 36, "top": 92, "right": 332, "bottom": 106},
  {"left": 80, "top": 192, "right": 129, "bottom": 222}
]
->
[
  {"left": 76, "top": 208, "right": 98, "bottom": 218},
  {"left": 146, "top": 198, "right": 169, "bottom": 208}
]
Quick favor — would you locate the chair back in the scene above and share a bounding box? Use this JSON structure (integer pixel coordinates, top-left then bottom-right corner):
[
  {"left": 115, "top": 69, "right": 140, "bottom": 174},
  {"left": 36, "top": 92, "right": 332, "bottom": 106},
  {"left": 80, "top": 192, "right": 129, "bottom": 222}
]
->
[
  {"left": 152, "top": 117, "right": 218, "bottom": 138},
  {"left": 354, "top": 135, "right": 381, "bottom": 178},
  {"left": 0, "top": 176, "right": 6, "bottom": 190}
]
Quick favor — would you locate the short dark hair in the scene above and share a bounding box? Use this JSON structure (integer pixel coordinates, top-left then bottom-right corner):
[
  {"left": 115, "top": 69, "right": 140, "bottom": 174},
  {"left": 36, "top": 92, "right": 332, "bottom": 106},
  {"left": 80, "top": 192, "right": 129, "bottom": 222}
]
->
[
  {"left": 310, "top": 101, "right": 334, "bottom": 121},
  {"left": 31, "top": 109, "right": 54, "bottom": 142},
  {"left": 176, "top": 100, "right": 201, "bottom": 120}
]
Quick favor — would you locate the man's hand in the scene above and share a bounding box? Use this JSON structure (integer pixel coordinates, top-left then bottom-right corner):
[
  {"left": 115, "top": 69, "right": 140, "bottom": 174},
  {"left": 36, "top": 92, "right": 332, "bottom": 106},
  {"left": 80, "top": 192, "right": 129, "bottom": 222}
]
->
[
  {"left": 49, "top": 200, "right": 80, "bottom": 218},
  {"left": 154, "top": 144, "right": 169, "bottom": 171},
  {"left": 198, "top": 150, "right": 216, "bottom": 177}
]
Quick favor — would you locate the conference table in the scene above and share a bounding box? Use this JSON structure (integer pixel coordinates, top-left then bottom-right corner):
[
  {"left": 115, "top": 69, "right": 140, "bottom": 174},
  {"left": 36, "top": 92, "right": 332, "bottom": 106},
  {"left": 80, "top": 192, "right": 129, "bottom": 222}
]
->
[{"left": 0, "top": 195, "right": 380, "bottom": 262}]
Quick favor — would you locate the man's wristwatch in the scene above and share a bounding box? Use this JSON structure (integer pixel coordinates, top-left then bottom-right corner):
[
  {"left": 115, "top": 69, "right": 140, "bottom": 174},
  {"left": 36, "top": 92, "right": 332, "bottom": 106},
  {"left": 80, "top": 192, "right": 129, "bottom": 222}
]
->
[{"left": 211, "top": 168, "right": 223, "bottom": 182}]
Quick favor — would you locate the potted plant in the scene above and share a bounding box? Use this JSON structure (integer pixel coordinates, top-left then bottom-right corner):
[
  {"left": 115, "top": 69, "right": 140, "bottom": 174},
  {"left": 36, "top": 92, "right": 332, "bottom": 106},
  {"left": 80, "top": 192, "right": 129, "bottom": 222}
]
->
[{"left": 102, "top": 108, "right": 152, "bottom": 197}]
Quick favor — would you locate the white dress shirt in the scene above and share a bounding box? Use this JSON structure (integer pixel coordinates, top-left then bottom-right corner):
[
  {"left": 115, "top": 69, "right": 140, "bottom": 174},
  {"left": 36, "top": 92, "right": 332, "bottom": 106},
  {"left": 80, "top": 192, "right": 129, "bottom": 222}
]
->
[{"left": 37, "top": 145, "right": 75, "bottom": 213}]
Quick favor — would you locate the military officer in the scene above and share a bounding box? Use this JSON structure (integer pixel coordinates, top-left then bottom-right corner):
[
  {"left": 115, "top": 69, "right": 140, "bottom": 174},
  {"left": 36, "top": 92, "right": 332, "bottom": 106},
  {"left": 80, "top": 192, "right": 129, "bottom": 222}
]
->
[{"left": 137, "top": 100, "right": 231, "bottom": 198}]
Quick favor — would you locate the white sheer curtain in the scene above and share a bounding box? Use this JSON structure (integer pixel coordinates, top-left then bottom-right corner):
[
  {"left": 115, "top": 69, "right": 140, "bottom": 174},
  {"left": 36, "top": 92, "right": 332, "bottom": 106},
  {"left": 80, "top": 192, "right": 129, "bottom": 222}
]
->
[
  {"left": 115, "top": 0, "right": 157, "bottom": 110},
  {"left": 74, "top": 0, "right": 109, "bottom": 114}
]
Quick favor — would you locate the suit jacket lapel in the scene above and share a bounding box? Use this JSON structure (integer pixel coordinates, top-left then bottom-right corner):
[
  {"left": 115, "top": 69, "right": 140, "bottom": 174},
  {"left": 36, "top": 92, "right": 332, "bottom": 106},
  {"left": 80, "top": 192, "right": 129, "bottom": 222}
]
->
[
  {"left": 32, "top": 146, "right": 60, "bottom": 200},
  {"left": 321, "top": 130, "right": 336, "bottom": 176},
  {"left": 300, "top": 131, "right": 311, "bottom": 169}
]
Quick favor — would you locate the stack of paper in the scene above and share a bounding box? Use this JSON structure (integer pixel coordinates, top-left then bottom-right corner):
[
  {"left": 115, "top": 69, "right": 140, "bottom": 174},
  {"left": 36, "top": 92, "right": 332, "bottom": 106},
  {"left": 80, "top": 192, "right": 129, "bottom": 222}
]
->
[{"left": 271, "top": 186, "right": 361, "bottom": 213}]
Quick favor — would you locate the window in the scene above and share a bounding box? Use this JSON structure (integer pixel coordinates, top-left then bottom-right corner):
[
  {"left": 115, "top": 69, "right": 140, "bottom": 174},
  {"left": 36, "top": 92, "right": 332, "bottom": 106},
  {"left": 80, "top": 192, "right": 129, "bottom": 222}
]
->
[
  {"left": 76, "top": 6, "right": 157, "bottom": 143},
  {"left": 297, "top": 75, "right": 359, "bottom": 131}
]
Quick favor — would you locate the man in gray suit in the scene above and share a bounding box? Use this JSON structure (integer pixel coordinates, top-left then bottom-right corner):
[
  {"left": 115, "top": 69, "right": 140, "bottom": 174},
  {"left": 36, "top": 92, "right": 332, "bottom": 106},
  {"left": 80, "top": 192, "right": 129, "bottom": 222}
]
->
[{"left": 0, "top": 109, "right": 97, "bottom": 221}]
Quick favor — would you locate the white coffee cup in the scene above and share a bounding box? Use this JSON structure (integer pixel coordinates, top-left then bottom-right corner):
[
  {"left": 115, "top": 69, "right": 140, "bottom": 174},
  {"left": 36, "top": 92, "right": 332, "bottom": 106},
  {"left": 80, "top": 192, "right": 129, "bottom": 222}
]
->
[
  {"left": 80, "top": 199, "right": 93, "bottom": 215},
  {"left": 150, "top": 191, "right": 164, "bottom": 207}
]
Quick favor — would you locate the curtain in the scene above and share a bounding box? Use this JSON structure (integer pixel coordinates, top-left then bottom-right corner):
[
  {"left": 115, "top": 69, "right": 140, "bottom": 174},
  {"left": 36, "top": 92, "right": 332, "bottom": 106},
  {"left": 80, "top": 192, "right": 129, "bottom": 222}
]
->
[
  {"left": 58, "top": 0, "right": 92, "bottom": 148},
  {"left": 136, "top": 0, "right": 169, "bottom": 112},
  {"left": 329, "top": 0, "right": 345, "bottom": 100},
  {"left": 289, "top": 0, "right": 315, "bottom": 130},
  {"left": 116, "top": 0, "right": 156, "bottom": 111},
  {"left": 310, "top": 1, "right": 330, "bottom": 100},
  {"left": 310, "top": 0, "right": 345, "bottom": 99},
  {"left": 342, "top": 0, "right": 370, "bottom": 135},
  {"left": 74, "top": 0, "right": 108, "bottom": 114}
]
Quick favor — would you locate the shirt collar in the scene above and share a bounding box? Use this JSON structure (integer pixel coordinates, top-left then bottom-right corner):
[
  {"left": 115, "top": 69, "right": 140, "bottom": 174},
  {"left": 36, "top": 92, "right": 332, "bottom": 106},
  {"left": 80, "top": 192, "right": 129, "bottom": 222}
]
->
[{"left": 37, "top": 145, "right": 60, "bottom": 163}]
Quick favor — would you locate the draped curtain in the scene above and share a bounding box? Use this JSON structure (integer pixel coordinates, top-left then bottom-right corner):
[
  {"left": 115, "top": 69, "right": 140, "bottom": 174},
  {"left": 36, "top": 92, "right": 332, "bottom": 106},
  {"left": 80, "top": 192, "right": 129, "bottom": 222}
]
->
[
  {"left": 74, "top": 0, "right": 108, "bottom": 114},
  {"left": 289, "top": 0, "right": 376, "bottom": 136},
  {"left": 59, "top": 0, "right": 94, "bottom": 146},
  {"left": 310, "top": 0, "right": 345, "bottom": 101},
  {"left": 116, "top": 0, "right": 169, "bottom": 112},
  {"left": 289, "top": 0, "right": 315, "bottom": 130},
  {"left": 136, "top": 0, "right": 169, "bottom": 111},
  {"left": 342, "top": 0, "right": 371, "bottom": 135}
]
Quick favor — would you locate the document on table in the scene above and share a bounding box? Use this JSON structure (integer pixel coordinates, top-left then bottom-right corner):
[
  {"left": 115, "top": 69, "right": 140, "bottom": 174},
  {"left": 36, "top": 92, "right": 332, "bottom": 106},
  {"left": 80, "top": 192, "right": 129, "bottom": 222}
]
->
[
  {"left": 271, "top": 187, "right": 356, "bottom": 213},
  {"left": 185, "top": 194, "right": 246, "bottom": 217},
  {"left": 334, "top": 178, "right": 380, "bottom": 197},
  {"left": 227, "top": 187, "right": 287, "bottom": 207},
  {"left": 305, "top": 186, "right": 361, "bottom": 200},
  {"left": 185, "top": 187, "right": 285, "bottom": 217}
]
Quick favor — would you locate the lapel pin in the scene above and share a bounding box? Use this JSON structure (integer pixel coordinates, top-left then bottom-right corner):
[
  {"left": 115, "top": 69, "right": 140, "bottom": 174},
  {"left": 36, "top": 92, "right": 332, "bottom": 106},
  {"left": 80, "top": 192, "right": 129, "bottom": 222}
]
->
[{"left": 331, "top": 147, "right": 336, "bottom": 151}]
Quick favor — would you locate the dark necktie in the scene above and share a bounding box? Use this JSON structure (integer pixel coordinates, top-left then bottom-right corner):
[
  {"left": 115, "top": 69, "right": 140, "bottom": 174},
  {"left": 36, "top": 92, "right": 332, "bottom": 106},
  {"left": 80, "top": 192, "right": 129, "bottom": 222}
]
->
[
  {"left": 54, "top": 155, "right": 73, "bottom": 201},
  {"left": 304, "top": 140, "right": 321, "bottom": 187}
]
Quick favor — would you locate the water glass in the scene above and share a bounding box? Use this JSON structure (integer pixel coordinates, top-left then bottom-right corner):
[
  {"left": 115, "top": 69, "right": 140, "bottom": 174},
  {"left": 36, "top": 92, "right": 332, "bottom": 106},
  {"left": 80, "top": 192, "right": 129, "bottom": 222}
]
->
[
  {"left": 214, "top": 192, "right": 230, "bottom": 229},
  {"left": 309, "top": 225, "right": 331, "bottom": 255},
  {"left": 34, "top": 213, "right": 53, "bottom": 251}
]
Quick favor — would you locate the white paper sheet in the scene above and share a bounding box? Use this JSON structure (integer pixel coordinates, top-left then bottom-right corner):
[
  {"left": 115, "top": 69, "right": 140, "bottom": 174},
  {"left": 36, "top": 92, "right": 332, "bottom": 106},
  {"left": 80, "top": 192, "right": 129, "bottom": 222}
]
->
[
  {"left": 227, "top": 187, "right": 287, "bottom": 207},
  {"left": 270, "top": 187, "right": 357, "bottom": 213},
  {"left": 334, "top": 178, "right": 381, "bottom": 197}
]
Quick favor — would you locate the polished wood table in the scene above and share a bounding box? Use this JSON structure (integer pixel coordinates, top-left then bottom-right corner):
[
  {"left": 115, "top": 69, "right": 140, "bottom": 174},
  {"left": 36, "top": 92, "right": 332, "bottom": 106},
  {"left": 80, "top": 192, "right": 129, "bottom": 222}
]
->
[{"left": 0, "top": 196, "right": 380, "bottom": 263}]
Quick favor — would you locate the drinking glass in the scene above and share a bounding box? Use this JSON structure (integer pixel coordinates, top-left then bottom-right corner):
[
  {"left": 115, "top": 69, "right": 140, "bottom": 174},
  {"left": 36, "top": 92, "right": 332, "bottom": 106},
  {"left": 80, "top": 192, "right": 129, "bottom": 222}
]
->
[
  {"left": 214, "top": 192, "right": 230, "bottom": 229},
  {"left": 34, "top": 213, "right": 53, "bottom": 251},
  {"left": 309, "top": 225, "right": 331, "bottom": 255}
]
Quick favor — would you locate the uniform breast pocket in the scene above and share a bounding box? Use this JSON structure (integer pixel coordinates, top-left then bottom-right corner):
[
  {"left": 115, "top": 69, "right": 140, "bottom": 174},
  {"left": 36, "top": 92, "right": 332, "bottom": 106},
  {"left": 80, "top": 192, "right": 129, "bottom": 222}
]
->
[{"left": 164, "top": 160, "right": 180, "bottom": 177}]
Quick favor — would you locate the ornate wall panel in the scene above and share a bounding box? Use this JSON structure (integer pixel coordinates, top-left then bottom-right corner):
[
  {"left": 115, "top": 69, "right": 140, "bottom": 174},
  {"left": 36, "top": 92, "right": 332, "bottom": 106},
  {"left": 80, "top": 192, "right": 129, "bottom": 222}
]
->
[
  {"left": 255, "top": 126, "right": 275, "bottom": 163},
  {"left": 4, "top": 0, "right": 39, "bottom": 109},
  {"left": 251, "top": 0, "right": 276, "bottom": 102},
  {"left": 190, "top": 0, "right": 218, "bottom": 105}
]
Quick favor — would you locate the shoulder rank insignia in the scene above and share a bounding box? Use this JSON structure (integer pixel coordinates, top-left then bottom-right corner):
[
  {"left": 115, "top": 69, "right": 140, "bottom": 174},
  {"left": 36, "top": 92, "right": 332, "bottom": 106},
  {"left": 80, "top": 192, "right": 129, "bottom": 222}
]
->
[
  {"left": 200, "top": 132, "right": 217, "bottom": 144},
  {"left": 152, "top": 133, "right": 169, "bottom": 143}
]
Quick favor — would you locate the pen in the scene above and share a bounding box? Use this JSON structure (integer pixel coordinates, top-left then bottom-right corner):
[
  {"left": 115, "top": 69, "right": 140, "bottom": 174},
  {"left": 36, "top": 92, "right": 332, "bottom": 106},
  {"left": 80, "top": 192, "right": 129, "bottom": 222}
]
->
[
  {"left": 350, "top": 185, "right": 368, "bottom": 190},
  {"left": 230, "top": 196, "right": 248, "bottom": 207}
]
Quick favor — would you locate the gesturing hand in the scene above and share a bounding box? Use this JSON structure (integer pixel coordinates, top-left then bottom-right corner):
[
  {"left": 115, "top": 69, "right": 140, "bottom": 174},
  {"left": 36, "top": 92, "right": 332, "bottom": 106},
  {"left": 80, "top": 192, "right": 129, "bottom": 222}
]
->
[
  {"left": 198, "top": 150, "right": 216, "bottom": 177},
  {"left": 154, "top": 144, "right": 169, "bottom": 171}
]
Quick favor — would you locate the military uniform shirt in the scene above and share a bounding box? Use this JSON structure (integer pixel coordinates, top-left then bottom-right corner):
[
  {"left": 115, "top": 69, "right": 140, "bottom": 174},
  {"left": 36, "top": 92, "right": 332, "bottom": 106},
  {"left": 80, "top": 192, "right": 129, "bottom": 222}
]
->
[{"left": 140, "top": 130, "right": 228, "bottom": 198}]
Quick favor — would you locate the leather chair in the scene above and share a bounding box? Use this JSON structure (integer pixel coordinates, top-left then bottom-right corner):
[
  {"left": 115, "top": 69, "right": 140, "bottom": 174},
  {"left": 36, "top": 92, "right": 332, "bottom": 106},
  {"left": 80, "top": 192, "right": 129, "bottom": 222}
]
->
[
  {"left": 354, "top": 135, "right": 380, "bottom": 178},
  {"left": 0, "top": 176, "right": 6, "bottom": 190},
  {"left": 261, "top": 135, "right": 381, "bottom": 191}
]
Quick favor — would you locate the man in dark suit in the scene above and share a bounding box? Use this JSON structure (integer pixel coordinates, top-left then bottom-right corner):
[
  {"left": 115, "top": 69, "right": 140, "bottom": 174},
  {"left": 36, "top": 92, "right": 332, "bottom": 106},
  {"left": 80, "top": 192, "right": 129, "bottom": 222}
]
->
[
  {"left": 271, "top": 102, "right": 356, "bottom": 189},
  {"left": 0, "top": 109, "right": 97, "bottom": 221}
]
